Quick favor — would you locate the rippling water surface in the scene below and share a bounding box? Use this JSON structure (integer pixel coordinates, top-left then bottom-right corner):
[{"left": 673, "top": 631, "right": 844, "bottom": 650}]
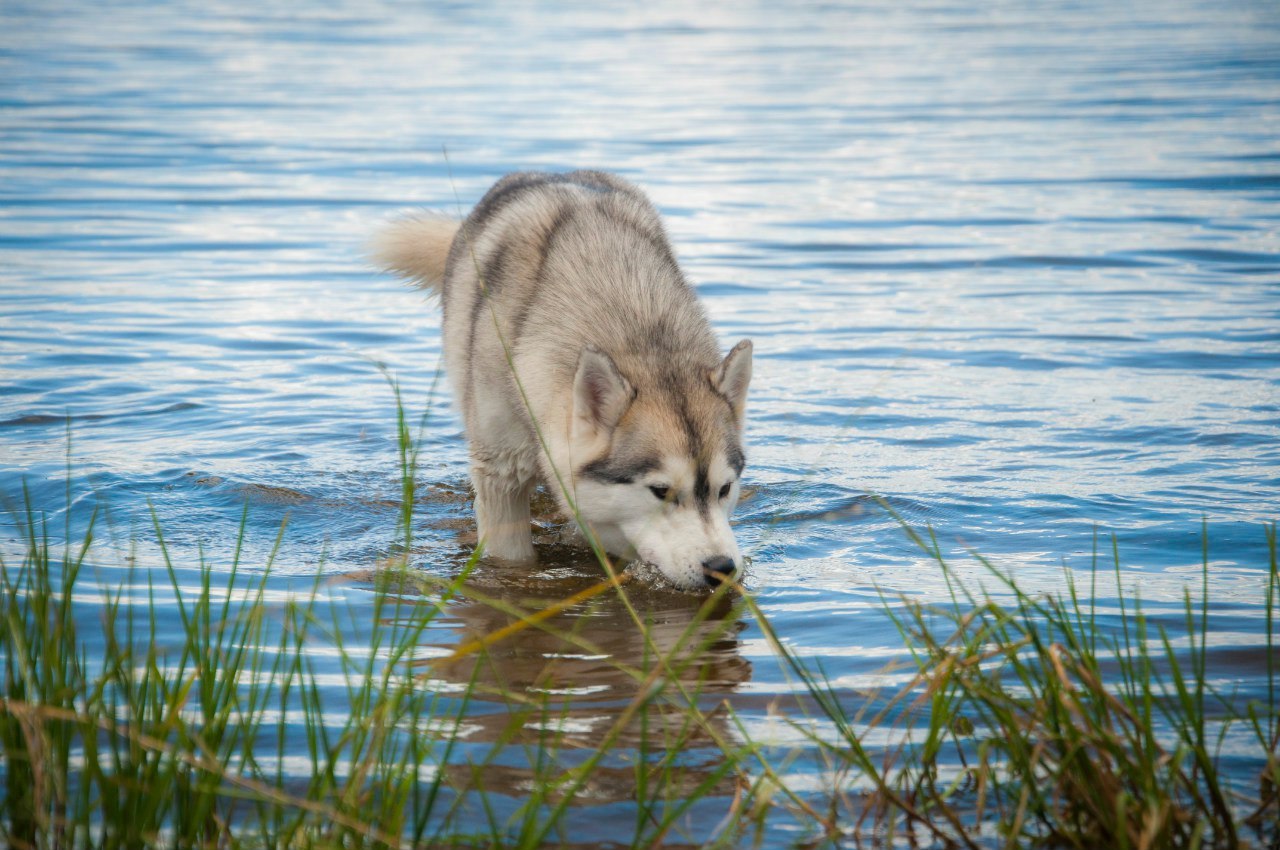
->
[{"left": 2, "top": 0, "right": 1278, "bottom": 844}]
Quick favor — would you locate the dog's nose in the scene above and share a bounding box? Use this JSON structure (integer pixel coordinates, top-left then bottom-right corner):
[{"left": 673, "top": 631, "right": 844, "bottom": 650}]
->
[{"left": 702, "top": 556, "right": 736, "bottom": 587}]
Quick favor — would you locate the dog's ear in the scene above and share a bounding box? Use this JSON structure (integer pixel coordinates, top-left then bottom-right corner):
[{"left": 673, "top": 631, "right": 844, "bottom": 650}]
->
[
  {"left": 712, "top": 339, "right": 752, "bottom": 426},
  {"left": 574, "top": 346, "right": 634, "bottom": 437}
]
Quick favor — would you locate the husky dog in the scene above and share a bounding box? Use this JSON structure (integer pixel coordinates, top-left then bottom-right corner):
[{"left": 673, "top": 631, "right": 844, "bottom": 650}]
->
[{"left": 373, "top": 171, "right": 751, "bottom": 591}]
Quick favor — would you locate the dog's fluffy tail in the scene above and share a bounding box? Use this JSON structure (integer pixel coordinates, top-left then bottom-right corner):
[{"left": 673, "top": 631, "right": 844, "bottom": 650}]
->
[{"left": 370, "top": 213, "right": 461, "bottom": 293}]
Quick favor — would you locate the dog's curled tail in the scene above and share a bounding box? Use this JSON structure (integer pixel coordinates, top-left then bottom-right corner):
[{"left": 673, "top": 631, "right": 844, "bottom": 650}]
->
[{"left": 370, "top": 213, "right": 461, "bottom": 293}]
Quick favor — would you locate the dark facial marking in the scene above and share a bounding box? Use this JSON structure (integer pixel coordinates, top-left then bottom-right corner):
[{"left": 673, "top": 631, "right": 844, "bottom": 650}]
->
[
  {"left": 580, "top": 454, "right": 660, "bottom": 486},
  {"left": 693, "top": 463, "right": 711, "bottom": 518},
  {"left": 669, "top": 393, "right": 717, "bottom": 519},
  {"left": 674, "top": 394, "right": 703, "bottom": 458}
]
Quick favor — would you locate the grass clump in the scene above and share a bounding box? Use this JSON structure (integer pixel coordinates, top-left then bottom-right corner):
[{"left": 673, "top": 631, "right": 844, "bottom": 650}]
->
[
  {"left": 0, "top": 490, "right": 477, "bottom": 848},
  {"left": 749, "top": 519, "right": 1280, "bottom": 849}
]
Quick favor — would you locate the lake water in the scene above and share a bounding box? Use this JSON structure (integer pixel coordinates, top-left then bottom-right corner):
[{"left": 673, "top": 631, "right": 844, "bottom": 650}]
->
[{"left": 2, "top": 0, "right": 1278, "bottom": 845}]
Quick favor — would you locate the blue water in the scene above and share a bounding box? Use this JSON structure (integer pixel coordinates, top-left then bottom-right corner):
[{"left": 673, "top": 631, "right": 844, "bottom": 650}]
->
[{"left": 2, "top": 0, "right": 1278, "bottom": 844}]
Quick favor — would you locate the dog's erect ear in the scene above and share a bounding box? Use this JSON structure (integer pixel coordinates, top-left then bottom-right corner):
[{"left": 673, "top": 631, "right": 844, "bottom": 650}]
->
[
  {"left": 574, "top": 346, "right": 634, "bottom": 436},
  {"left": 713, "top": 339, "right": 753, "bottom": 426}
]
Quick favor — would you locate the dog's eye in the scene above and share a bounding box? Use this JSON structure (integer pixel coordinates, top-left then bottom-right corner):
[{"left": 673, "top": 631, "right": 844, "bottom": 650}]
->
[
  {"left": 719, "top": 483, "right": 732, "bottom": 499},
  {"left": 648, "top": 485, "right": 670, "bottom": 501}
]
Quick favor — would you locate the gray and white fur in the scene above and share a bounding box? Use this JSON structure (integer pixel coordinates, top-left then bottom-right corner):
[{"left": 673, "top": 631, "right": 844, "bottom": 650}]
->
[{"left": 373, "top": 171, "right": 752, "bottom": 591}]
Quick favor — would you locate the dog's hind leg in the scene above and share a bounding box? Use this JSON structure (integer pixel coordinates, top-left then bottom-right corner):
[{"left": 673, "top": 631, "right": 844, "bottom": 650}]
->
[{"left": 470, "top": 450, "right": 537, "bottom": 562}]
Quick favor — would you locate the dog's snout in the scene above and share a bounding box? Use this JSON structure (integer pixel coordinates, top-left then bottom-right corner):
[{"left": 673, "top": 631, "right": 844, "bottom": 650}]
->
[{"left": 702, "top": 556, "right": 736, "bottom": 587}]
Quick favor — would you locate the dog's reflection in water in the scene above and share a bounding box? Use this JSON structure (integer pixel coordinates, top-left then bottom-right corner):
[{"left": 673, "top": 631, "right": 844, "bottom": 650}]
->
[{"left": 410, "top": 548, "right": 752, "bottom": 808}]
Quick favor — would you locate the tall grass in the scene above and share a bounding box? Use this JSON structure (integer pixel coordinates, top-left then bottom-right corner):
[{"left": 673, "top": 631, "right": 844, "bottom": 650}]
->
[
  {"left": 1, "top": 399, "right": 1276, "bottom": 848},
  {"left": 744, "top": 516, "right": 1280, "bottom": 849}
]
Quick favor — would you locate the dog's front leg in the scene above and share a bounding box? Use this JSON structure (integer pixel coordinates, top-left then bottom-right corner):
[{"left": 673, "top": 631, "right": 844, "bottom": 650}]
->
[{"left": 470, "top": 457, "right": 536, "bottom": 562}]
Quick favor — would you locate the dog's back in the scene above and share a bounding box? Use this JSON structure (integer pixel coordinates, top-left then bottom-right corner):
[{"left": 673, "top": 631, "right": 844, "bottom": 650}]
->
[
  {"left": 468, "top": 172, "right": 718, "bottom": 371},
  {"left": 377, "top": 171, "right": 722, "bottom": 420}
]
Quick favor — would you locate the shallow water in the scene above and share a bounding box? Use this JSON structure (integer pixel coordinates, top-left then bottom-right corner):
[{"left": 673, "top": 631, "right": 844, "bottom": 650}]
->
[{"left": 2, "top": 0, "right": 1278, "bottom": 844}]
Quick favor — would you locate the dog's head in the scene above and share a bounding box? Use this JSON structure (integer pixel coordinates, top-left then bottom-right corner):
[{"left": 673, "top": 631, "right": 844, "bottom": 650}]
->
[{"left": 567, "top": 341, "right": 752, "bottom": 591}]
